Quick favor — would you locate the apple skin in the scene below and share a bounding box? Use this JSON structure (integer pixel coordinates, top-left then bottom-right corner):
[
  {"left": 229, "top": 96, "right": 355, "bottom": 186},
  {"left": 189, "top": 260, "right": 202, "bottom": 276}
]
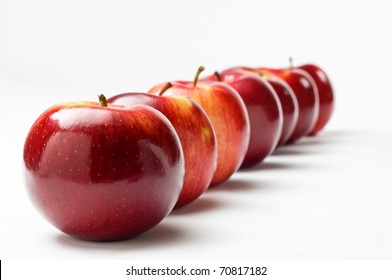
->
[
  {"left": 298, "top": 64, "right": 334, "bottom": 135},
  {"left": 204, "top": 70, "right": 283, "bottom": 168},
  {"left": 107, "top": 93, "right": 217, "bottom": 208},
  {"left": 262, "top": 75, "right": 299, "bottom": 145},
  {"left": 226, "top": 67, "right": 300, "bottom": 146},
  {"left": 148, "top": 80, "right": 250, "bottom": 186},
  {"left": 256, "top": 67, "right": 319, "bottom": 143},
  {"left": 23, "top": 102, "right": 184, "bottom": 241}
]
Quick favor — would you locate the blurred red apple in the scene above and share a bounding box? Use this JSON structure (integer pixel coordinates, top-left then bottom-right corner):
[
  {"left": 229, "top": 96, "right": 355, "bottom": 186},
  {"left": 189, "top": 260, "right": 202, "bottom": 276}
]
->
[
  {"left": 23, "top": 95, "right": 184, "bottom": 241},
  {"left": 261, "top": 74, "right": 299, "bottom": 145},
  {"left": 298, "top": 64, "right": 334, "bottom": 135},
  {"left": 255, "top": 67, "right": 319, "bottom": 143},
  {"left": 204, "top": 69, "right": 283, "bottom": 167},
  {"left": 148, "top": 66, "right": 250, "bottom": 186},
  {"left": 108, "top": 87, "right": 217, "bottom": 208},
  {"left": 227, "top": 67, "right": 300, "bottom": 146}
]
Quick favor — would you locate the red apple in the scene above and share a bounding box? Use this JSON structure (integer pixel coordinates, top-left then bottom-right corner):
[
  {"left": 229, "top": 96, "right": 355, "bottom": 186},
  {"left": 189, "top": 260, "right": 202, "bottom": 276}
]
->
[
  {"left": 255, "top": 67, "right": 319, "bottom": 143},
  {"left": 148, "top": 66, "right": 250, "bottom": 186},
  {"left": 107, "top": 86, "right": 217, "bottom": 208},
  {"left": 226, "top": 67, "right": 299, "bottom": 146},
  {"left": 23, "top": 95, "right": 185, "bottom": 241},
  {"left": 204, "top": 69, "right": 283, "bottom": 168},
  {"left": 298, "top": 64, "right": 334, "bottom": 135},
  {"left": 261, "top": 74, "right": 299, "bottom": 145}
]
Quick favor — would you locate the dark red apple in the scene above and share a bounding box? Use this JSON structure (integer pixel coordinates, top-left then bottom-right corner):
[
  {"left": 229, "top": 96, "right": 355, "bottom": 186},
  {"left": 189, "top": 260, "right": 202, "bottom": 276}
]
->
[
  {"left": 23, "top": 95, "right": 185, "bottom": 241},
  {"left": 108, "top": 86, "right": 217, "bottom": 208},
  {"left": 204, "top": 69, "right": 283, "bottom": 168},
  {"left": 255, "top": 67, "right": 319, "bottom": 143},
  {"left": 226, "top": 67, "right": 300, "bottom": 146},
  {"left": 148, "top": 66, "right": 250, "bottom": 186},
  {"left": 298, "top": 64, "right": 334, "bottom": 135},
  {"left": 261, "top": 74, "right": 299, "bottom": 145}
]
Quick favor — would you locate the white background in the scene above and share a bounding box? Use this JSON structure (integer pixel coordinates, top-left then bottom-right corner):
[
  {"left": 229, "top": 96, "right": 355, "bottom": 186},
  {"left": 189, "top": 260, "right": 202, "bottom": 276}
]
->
[{"left": 1, "top": 0, "right": 392, "bottom": 265}]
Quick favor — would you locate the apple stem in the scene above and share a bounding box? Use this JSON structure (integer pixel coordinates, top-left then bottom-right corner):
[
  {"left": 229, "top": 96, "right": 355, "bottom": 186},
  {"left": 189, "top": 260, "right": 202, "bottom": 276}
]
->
[
  {"left": 193, "top": 66, "right": 205, "bottom": 87},
  {"left": 289, "top": 57, "right": 293, "bottom": 69},
  {"left": 214, "top": 71, "right": 222, "bottom": 82},
  {"left": 97, "top": 94, "right": 108, "bottom": 107},
  {"left": 159, "top": 82, "right": 173, "bottom": 96}
]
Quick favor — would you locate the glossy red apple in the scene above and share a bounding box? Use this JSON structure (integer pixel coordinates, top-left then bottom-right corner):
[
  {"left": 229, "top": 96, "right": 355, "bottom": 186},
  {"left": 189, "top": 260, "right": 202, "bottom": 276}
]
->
[
  {"left": 226, "top": 67, "right": 299, "bottom": 146},
  {"left": 107, "top": 86, "right": 217, "bottom": 208},
  {"left": 255, "top": 67, "right": 319, "bottom": 143},
  {"left": 261, "top": 74, "right": 299, "bottom": 145},
  {"left": 23, "top": 95, "right": 184, "bottom": 241},
  {"left": 298, "top": 64, "right": 334, "bottom": 135},
  {"left": 148, "top": 66, "right": 250, "bottom": 186},
  {"left": 204, "top": 69, "right": 283, "bottom": 168}
]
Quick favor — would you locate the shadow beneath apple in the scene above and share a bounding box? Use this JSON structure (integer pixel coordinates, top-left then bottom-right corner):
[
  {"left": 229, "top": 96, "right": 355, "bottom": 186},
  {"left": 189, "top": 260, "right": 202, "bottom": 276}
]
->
[
  {"left": 272, "top": 146, "right": 311, "bottom": 156},
  {"left": 273, "top": 129, "right": 351, "bottom": 155},
  {"left": 239, "top": 161, "right": 295, "bottom": 172},
  {"left": 55, "top": 222, "right": 187, "bottom": 251},
  {"left": 209, "top": 178, "right": 260, "bottom": 193},
  {"left": 170, "top": 196, "right": 224, "bottom": 216},
  {"left": 291, "top": 129, "right": 353, "bottom": 147}
]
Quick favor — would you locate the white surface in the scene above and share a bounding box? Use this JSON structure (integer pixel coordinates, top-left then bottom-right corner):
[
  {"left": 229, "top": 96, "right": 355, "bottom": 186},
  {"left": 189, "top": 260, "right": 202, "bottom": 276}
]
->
[{"left": 1, "top": 0, "right": 392, "bottom": 260}]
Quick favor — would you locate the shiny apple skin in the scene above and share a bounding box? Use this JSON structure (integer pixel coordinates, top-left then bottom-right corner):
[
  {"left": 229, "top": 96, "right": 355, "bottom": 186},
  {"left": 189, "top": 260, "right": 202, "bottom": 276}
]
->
[
  {"left": 149, "top": 81, "right": 250, "bottom": 186},
  {"left": 206, "top": 70, "right": 283, "bottom": 168},
  {"left": 258, "top": 68, "right": 319, "bottom": 143},
  {"left": 298, "top": 64, "right": 334, "bottom": 135},
  {"left": 23, "top": 103, "right": 184, "bottom": 241},
  {"left": 263, "top": 76, "right": 299, "bottom": 145},
  {"left": 108, "top": 93, "right": 217, "bottom": 208},
  {"left": 224, "top": 67, "right": 300, "bottom": 146}
]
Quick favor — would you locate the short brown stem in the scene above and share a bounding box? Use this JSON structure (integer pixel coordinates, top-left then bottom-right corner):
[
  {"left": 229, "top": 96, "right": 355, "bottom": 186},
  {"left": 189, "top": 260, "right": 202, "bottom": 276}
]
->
[
  {"left": 193, "top": 66, "right": 205, "bottom": 87},
  {"left": 214, "top": 71, "right": 222, "bottom": 81},
  {"left": 97, "top": 94, "right": 108, "bottom": 107},
  {"left": 159, "top": 82, "right": 173, "bottom": 96},
  {"left": 289, "top": 57, "right": 293, "bottom": 69}
]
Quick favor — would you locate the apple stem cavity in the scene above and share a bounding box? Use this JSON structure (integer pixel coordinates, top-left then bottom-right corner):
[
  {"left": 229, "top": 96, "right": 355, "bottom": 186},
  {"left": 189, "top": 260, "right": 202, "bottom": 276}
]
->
[
  {"left": 159, "top": 82, "right": 173, "bottom": 96},
  {"left": 193, "top": 66, "right": 205, "bottom": 87},
  {"left": 98, "top": 94, "right": 108, "bottom": 107},
  {"left": 214, "top": 71, "right": 222, "bottom": 82}
]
